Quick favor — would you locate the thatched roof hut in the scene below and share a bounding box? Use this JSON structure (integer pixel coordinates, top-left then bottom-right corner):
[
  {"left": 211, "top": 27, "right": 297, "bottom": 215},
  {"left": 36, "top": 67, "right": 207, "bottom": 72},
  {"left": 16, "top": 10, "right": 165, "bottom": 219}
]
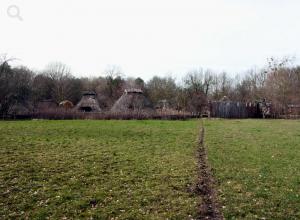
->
[
  {"left": 111, "top": 89, "right": 154, "bottom": 113},
  {"left": 75, "top": 91, "right": 101, "bottom": 112},
  {"left": 59, "top": 100, "right": 74, "bottom": 109}
]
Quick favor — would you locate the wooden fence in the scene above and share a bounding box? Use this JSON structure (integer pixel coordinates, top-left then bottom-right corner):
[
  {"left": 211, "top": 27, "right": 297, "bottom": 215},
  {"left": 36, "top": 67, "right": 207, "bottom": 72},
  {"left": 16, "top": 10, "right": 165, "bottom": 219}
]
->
[{"left": 210, "top": 101, "right": 259, "bottom": 118}]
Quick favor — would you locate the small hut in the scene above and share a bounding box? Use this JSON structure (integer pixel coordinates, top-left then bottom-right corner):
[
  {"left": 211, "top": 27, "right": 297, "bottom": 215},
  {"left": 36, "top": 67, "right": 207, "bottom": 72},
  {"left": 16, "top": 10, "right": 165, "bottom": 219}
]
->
[
  {"left": 75, "top": 91, "right": 101, "bottom": 112},
  {"left": 59, "top": 100, "right": 74, "bottom": 109},
  {"left": 111, "top": 89, "right": 154, "bottom": 113}
]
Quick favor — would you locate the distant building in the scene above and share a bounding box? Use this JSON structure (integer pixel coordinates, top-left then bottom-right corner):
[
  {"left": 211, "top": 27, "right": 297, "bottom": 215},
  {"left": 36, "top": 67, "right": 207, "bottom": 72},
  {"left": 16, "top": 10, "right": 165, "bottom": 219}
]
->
[
  {"left": 59, "top": 100, "right": 74, "bottom": 109},
  {"left": 75, "top": 91, "right": 101, "bottom": 112},
  {"left": 111, "top": 89, "right": 154, "bottom": 113}
]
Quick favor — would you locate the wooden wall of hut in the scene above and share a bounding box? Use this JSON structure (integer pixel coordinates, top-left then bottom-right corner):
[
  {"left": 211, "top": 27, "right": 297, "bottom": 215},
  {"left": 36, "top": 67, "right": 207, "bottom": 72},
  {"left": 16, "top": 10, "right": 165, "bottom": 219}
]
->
[{"left": 210, "top": 101, "right": 259, "bottom": 118}]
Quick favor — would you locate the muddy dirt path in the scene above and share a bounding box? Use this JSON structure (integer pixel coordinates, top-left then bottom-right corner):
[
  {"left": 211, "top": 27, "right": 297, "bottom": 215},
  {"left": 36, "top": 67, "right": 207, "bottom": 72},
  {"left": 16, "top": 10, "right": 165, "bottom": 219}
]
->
[{"left": 196, "top": 123, "right": 224, "bottom": 219}]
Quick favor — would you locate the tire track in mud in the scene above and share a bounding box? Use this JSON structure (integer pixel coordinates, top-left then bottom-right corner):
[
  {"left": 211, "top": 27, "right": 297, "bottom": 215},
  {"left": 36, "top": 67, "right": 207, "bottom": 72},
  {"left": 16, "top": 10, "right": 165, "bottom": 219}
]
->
[{"left": 196, "top": 123, "right": 224, "bottom": 220}]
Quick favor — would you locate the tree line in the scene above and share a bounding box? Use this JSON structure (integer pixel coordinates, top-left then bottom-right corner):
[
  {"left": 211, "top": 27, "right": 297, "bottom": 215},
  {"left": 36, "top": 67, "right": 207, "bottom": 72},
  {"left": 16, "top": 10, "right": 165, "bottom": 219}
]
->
[{"left": 1, "top": 54, "right": 300, "bottom": 116}]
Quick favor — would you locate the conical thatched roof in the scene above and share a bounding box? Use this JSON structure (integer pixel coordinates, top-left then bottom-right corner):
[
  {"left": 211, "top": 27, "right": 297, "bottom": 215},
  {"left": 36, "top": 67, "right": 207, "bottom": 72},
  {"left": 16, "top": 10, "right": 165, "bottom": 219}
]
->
[
  {"left": 111, "top": 89, "right": 154, "bottom": 113},
  {"left": 75, "top": 91, "right": 101, "bottom": 112}
]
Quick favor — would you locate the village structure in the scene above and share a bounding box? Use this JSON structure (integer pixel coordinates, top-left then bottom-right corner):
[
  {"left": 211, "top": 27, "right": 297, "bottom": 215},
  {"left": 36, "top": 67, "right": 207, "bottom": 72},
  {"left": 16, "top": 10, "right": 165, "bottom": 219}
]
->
[
  {"left": 7, "top": 88, "right": 299, "bottom": 119},
  {"left": 111, "top": 89, "right": 154, "bottom": 113},
  {"left": 74, "top": 91, "right": 101, "bottom": 112}
]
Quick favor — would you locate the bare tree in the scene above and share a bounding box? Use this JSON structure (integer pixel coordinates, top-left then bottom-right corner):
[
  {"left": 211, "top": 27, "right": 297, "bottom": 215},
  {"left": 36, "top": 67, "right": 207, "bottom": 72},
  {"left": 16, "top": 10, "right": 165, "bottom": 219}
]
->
[
  {"left": 43, "top": 62, "right": 74, "bottom": 103},
  {"left": 184, "top": 68, "right": 204, "bottom": 94},
  {"left": 263, "top": 57, "right": 297, "bottom": 114},
  {"left": 104, "top": 65, "right": 123, "bottom": 78},
  {"left": 203, "top": 69, "right": 214, "bottom": 96},
  {"left": 0, "top": 57, "right": 34, "bottom": 115},
  {"left": 146, "top": 76, "right": 177, "bottom": 105},
  {"left": 103, "top": 65, "right": 124, "bottom": 98},
  {"left": 183, "top": 68, "right": 210, "bottom": 113}
]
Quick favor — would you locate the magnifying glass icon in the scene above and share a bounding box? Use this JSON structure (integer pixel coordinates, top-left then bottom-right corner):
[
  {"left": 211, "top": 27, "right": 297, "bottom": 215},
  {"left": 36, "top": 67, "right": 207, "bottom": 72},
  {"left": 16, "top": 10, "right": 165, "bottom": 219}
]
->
[{"left": 7, "top": 5, "right": 23, "bottom": 21}]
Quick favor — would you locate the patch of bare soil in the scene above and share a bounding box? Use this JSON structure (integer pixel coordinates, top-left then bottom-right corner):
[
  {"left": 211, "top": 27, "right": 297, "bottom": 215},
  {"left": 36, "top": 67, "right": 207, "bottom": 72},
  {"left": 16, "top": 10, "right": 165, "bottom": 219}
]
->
[{"left": 196, "top": 125, "right": 224, "bottom": 220}]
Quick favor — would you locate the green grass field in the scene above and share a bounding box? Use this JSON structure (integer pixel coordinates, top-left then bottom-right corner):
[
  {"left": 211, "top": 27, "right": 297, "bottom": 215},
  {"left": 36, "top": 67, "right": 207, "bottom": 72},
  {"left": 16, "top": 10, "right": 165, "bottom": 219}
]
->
[
  {"left": 204, "top": 119, "right": 300, "bottom": 219},
  {"left": 1, "top": 119, "right": 299, "bottom": 219},
  {"left": 0, "top": 120, "right": 199, "bottom": 219}
]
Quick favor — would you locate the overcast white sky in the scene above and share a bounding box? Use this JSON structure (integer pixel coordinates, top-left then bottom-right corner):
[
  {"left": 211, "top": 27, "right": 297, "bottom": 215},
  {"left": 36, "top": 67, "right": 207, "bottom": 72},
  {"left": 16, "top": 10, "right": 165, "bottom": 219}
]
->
[{"left": 1, "top": 0, "right": 300, "bottom": 80}]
